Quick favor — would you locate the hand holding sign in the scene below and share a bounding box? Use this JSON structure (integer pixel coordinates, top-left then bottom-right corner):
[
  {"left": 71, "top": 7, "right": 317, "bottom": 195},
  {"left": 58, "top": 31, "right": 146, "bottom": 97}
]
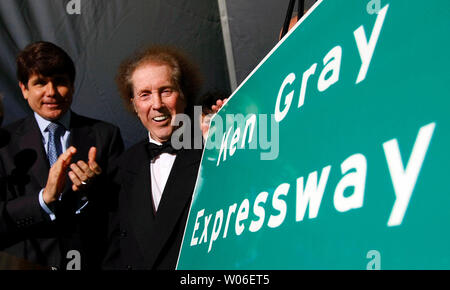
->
[{"left": 210, "top": 98, "right": 228, "bottom": 114}]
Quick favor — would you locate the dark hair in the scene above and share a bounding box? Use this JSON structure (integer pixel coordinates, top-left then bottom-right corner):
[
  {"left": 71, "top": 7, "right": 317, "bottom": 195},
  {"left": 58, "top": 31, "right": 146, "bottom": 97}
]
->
[
  {"left": 16, "top": 41, "right": 76, "bottom": 87},
  {"left": 116, "top": 45, "right": 202, "bottom": 113}
]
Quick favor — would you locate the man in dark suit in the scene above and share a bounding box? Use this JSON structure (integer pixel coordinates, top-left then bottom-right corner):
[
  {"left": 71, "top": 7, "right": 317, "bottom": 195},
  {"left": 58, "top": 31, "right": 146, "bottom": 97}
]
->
[
  {"left": 103, "top": 45, "right": 207, "bottom": 270},
  {"left": 0, "top": 41, "right": 124, "bottom": 269}
]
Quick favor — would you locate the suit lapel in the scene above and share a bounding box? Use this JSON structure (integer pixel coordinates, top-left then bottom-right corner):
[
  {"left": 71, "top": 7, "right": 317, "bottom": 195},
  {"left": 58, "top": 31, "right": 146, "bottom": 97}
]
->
[
  {"left": 68, "top": 112, "right": 96, "bottom": 165},
  {"left": 123, "top": 142, "right": 156, "bottom": 261},
  {"left": 145, "top": 147, "right": 202, "bottom": 268},
  {"left": 16, "top": 116, "right": 50, "bottom": 190}
]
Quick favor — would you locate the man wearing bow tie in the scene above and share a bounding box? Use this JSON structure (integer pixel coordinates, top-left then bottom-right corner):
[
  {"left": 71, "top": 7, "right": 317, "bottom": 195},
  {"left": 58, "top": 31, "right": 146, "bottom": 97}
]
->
[
  {"left": 103, "top": 45, "right": 208, "bottom": 270},
  {"left": 0, "top": 41, "right": 124, "bottom": 269}
]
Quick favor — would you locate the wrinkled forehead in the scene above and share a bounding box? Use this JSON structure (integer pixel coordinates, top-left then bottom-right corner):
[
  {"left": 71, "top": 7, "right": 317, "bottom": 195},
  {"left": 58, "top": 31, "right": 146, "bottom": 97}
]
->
[
  {"left": 131, "top": 61, "right": 180, "bottom": 90},
  {"left": 137, "top": 60, "right": 175, "bottom": 77}
]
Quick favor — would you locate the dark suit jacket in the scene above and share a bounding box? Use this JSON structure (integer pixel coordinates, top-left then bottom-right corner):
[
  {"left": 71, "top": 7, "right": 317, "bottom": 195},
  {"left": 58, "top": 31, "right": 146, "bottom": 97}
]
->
[
  {"left": 103, "top": 139, "right": 202, "bottom": 270},
  {"left": 0, "top": 112, "right": 124, "bottom": 269}
]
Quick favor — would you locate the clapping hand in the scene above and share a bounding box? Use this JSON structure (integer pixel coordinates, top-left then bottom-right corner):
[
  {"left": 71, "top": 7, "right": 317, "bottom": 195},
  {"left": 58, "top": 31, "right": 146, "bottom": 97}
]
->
[
  {"left": 43, "top": 146, "right": 77, "bottom": 204},
  {"left": 68, "top": 147, "right": 102, "bottom": 192}
]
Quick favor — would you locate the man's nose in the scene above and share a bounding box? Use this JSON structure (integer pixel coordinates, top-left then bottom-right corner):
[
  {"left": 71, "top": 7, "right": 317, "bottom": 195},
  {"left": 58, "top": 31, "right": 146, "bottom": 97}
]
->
[
  {"left": 151, "top": 94, "right": 163, "bottom": 109},
  {"left": 44, "top": 81, "right": 57, "bottom": 97}
]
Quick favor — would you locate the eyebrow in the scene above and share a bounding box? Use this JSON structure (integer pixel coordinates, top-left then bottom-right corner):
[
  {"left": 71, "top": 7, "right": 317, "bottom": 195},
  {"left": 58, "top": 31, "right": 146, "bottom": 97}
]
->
[
  {"left": 31, "top": 74, "right": 70, "bottom": 83},
  {"left": 29, "top": 76, "right": 46, "bottom": 84},
  {"left": 136, "top": 85, "right": 176, "bottom": 93}
]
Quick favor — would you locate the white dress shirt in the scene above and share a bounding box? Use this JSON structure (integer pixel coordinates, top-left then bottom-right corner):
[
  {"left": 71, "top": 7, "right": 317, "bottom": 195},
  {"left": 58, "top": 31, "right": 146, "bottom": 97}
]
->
[
  {"left": 34, "top": 112, "right": 71, "bottom": 156},
  {"left": 148, "top": 134, "right": 177, "bottom": 211}
]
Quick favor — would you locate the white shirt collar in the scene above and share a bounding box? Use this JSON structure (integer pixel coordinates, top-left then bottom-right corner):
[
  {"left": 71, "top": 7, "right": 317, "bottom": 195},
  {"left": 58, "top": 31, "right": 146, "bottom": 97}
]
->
[{"left": 34, "top": 111, "right": 71, "bottom": 134}]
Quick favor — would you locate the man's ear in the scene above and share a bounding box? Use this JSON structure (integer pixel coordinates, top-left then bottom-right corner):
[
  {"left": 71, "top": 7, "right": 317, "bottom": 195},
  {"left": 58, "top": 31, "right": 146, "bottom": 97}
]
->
[{"left": 19, "top": 82, "right": 28, "bottom": 99}]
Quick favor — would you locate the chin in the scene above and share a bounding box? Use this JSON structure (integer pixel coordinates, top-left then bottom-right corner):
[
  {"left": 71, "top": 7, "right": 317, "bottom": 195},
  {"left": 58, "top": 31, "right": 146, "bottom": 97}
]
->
[
  {"left": 39, "top": 106, "right": 67, "bottom": 119},
  {"left": 151, "top": 129, "right": 174, "bottom": 143},
  {"left": 45, "top": 112, "right": 65, "bottom": 121}
]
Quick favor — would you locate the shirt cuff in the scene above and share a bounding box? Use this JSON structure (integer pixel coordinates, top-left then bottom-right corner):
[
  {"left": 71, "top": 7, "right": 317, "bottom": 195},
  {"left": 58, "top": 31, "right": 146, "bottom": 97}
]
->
[
  {"left": 38, "top": 189, "right": 56, "bottom": 221},
  {"left": 76, "top": 197, "right": 89, "bottom": 215}
]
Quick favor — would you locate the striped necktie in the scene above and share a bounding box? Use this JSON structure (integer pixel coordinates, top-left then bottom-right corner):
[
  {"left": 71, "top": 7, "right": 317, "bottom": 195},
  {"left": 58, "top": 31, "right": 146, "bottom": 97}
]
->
[{"left": 46, "top": 122, "right": 64, "bottom": 167}]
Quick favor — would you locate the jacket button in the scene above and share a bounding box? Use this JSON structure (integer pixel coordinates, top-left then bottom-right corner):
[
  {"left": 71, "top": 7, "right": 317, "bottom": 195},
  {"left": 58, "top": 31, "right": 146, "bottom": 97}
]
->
[{"left": 120, "top": 230, "right": 127, "bottom": 237}]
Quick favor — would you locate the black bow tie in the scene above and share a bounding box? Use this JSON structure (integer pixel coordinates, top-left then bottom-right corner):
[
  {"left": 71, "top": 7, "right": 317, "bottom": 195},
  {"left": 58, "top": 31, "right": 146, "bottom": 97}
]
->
[{"left": 146, "top": 141, "right": 178, "bottom": 158}]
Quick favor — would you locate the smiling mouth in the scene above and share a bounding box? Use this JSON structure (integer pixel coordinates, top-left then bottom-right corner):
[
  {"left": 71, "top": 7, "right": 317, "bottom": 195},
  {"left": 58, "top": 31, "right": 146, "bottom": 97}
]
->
[
  {"left": 43, "top": 103, "right": 61, "bottom": 107},
  {"left": 152, "top": 115, "right": 170, "bottom": 122}
]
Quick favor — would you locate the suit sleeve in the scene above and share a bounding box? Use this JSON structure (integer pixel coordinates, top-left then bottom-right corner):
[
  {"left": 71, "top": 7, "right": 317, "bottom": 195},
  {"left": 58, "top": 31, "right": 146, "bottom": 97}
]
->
[
  {"left": 106, "top": 126, "right": 125, "bottom": 172},
  {"left": 0, "top": 167, "right": 51, "bottom": 250}
]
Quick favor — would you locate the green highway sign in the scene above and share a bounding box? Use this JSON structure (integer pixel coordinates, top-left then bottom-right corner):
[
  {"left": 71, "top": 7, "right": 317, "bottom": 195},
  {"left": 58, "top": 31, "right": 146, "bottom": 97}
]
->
[{"left": 177, "top": 0, "right": 450, "bottom": 269}]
